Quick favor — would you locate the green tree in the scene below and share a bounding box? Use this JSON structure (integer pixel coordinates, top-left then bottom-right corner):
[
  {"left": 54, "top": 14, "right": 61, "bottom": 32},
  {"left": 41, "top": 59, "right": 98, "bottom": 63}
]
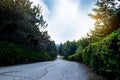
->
[
  {"left": 88, "top": 0, "right": 120, "bottom": 42},
  {"left": 0, "top": 0, "right": 57, "bottom": 51},
  {"left": 61, "top": 40, "right": 77, "bottom": 58},
  {"left": 0, "top": 0, "right": 57, "bottom": 65},
  {"left": 58, "top": 43, "right": 63, "bottom": 56}
]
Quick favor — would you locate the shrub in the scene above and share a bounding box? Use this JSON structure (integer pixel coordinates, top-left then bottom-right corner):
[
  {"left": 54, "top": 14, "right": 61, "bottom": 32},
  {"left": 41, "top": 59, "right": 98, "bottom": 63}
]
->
[
  {"left": 83, "top": 29, "right": 120, "bottom": 80},
  {"left": 68, "top": 46, "right": 84, "bottom": 62},
  {"left": 68, "top": 29, "right": 120, "bottom": 80},
  {"left": 0, "top": 41, "right": 53, "bottom": 66}
]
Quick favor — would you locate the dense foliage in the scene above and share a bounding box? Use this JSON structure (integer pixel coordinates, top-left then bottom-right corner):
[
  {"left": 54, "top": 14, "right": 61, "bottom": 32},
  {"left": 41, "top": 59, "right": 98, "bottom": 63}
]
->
[
  {"left": 58, "top": 40, "right": 77, "bottom": 59},
  {"left": 0, "top": 41, "right": 52, "bottom": 66},
  {"left": 68, "top": 37, "right": 90, "bottom": 62},
  {"left": 62, "top": 0, "right": 120, "bottom": 80},
  {"left": 88, "top": 0, "right": 120, "bottom": 42},
  {"left": 0, "top": 0, "right": 57, "bottom": 66},
  {"left": 83, "top": 29, "right": 120, "bottom": 80}
]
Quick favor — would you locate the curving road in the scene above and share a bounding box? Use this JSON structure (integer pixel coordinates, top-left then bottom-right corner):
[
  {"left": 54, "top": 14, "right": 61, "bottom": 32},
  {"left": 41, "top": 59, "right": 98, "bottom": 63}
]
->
[{"left": 0, "top": 55, "right": 87, "bottom": 80}]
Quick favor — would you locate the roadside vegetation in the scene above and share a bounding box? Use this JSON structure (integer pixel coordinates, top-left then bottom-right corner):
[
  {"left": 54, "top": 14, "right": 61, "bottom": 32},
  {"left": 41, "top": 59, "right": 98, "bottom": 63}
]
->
[
  {"left": 0, "top": 0, "right": 57, "bottom": 66},
  {"left": 1, "top": 0, "right": 120, "bottom": 80},
  {"left": 59, "top": 0, "right": 120, "bottom": 80}
]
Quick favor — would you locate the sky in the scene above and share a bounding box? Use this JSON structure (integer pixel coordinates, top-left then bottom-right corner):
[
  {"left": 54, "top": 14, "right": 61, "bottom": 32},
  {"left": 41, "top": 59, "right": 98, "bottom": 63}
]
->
[{"left": 30, "top": 0, "right": 95, "bottom": 44}]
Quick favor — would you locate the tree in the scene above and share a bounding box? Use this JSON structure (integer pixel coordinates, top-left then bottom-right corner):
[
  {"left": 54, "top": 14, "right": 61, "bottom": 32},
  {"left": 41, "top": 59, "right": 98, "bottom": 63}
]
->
[
  {"left": 0, "top": 0, "right": 50, "bottom": 49},
  {"left": 77, "top": 37, "right": 90, "bottom": 48},
  {"left": 58, "top": 43, "right": 63, "bottom": 56},
  {"left": 46, "top": 40, "right": 57, "bottom": 59},
  {"left": 61, "top": 40, "right": 77, "bottom": 58},
  {"left": 88, "top": 0, "right": 120, "bottom": 42},
  {"left": 0, "top": 0, "right": 57, "bottom": 63}
]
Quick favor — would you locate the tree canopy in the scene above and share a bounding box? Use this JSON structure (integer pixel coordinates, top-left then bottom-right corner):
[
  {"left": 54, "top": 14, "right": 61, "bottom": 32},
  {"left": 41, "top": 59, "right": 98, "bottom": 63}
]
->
[
  {"left": 0, "top": 0, "right": 57, "bottom": 66},
  {"left": 88, "top": 0, "right": 120, "bottom": 42}
]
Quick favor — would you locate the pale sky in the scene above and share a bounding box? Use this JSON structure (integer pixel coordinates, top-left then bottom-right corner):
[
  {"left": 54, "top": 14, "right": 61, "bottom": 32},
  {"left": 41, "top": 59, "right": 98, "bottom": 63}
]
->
[{"left": 30, "top": 0, "right": 95, "bottom": 44}]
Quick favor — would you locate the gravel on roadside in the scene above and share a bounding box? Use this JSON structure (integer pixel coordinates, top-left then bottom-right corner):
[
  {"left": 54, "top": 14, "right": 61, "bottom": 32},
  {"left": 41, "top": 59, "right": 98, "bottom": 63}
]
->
[{"left": 81, "top": 63, "right": 106, "bottom": 80}]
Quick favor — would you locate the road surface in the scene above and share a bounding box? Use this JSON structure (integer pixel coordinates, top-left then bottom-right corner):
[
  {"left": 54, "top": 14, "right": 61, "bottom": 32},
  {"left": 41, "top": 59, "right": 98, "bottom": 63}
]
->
[{"left": 0, "top": 55, "right": 88, "bottom": 80}]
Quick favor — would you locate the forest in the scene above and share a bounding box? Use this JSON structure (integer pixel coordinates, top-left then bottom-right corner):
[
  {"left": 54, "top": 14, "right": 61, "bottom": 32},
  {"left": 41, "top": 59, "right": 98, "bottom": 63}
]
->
[
  {"left": 0, "top": 0, "right": 57, "bottom": 66},
  {"left": 59, "top": 0, "right": 120, "bottom": 80}
]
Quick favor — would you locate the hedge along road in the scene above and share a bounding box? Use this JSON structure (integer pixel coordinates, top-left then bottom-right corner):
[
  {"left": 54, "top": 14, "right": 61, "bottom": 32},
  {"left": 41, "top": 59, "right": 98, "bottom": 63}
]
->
[{"left": 0, "top": 55, "right": 87, "bottom": 80}]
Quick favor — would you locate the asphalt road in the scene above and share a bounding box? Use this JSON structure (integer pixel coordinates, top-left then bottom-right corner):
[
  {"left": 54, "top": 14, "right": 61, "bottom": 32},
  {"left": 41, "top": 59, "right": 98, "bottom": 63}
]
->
[{"left": 0, "top": 56, "right": 87, "bottom": 80}]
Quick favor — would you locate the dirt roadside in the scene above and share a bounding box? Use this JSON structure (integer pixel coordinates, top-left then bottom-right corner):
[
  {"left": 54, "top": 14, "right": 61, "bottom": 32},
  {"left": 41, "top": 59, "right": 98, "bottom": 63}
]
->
[{"left": 81, "top": 63, "right": 106, "bottom": 80}]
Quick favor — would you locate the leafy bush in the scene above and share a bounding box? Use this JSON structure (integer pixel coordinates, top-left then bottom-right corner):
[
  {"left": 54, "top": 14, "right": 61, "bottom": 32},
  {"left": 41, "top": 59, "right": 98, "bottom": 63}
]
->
[
  {"left": 68, "top": 46, "right": 83, "bottom": 62},
  {"left": 68, "top": 29, "right": 120, "bottom": 80},
  {"left": 83, "top": 29, "right": 120, "bottom": 80},
  {"left": 0, "top": 41, "right": 53, "bottom": 66},
  {"left": 59, "top": 40, "right": 77, "bottom": 59}
]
